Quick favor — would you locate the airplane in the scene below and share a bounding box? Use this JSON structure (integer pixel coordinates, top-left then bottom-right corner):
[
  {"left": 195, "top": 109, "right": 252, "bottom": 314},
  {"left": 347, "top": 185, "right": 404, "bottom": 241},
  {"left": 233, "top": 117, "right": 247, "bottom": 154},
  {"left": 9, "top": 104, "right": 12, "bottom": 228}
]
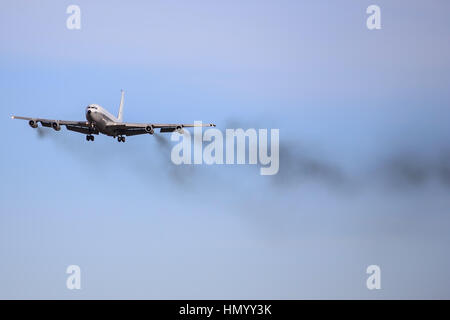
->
[{"left": 11, "top": 90, "right": 215, "bottom": 142}]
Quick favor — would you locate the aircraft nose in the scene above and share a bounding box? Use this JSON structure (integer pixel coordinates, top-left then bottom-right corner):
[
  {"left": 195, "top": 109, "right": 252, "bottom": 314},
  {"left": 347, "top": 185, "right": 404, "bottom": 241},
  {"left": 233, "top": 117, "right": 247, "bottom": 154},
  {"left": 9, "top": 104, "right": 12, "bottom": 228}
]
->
[{"left": 87, "top": 110, "right": 91, "bottom": 114}]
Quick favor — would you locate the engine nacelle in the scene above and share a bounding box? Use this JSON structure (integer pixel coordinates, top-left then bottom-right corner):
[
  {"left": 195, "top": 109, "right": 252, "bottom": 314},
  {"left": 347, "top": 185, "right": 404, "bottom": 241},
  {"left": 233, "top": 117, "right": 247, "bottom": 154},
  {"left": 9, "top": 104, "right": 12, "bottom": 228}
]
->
[
  {"left": 28, "top": 119, "right": 38, "bottom": 128},
  {"left": 176, "top": 125, "right": 184, "bottom": 134},
  {"left": 52, "top": 121, "right": 61, "bottom": 131},
  {"left": 145, "top": 125, "right": 154, "bottom": 135}
]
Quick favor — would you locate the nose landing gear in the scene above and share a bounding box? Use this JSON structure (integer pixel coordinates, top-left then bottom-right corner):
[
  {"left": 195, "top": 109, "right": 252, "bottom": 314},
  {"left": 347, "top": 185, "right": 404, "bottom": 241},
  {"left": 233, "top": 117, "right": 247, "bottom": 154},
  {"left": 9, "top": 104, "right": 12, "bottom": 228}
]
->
[
  {"left": 117, "top": 136, "right": 126, "bottom": 143},
  {"left": 86, "top": 135, "right": 95, "bottom": 141}
]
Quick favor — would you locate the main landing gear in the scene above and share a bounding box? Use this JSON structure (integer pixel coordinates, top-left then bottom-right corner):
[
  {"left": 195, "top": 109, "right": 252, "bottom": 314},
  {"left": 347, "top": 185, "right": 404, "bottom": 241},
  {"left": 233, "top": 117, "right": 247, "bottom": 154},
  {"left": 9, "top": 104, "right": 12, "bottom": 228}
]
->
[
  {"left": 86, "top": 135, "right": 95, "bottom": 141},
  {"left": 117, "top": 136, "right": 126, "bottom": 143}
]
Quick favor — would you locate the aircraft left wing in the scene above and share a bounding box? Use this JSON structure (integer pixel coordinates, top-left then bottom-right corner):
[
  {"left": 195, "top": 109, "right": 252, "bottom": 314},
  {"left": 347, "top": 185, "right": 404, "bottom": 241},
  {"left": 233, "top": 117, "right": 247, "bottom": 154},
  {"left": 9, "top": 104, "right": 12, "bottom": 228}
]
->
[
  {"left": 11, "top": 116, "right": 97, "bottom": 134},
  {"left": 104, "top": 122, "right": 216, "bottom": 136}
]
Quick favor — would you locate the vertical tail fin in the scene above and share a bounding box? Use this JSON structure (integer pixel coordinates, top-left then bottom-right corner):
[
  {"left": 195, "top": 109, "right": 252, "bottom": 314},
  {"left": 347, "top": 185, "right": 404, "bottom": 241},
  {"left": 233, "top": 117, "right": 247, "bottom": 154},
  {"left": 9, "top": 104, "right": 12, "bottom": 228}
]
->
[{"left": 117, "top": 90, "right": 125, "bottom": 122}]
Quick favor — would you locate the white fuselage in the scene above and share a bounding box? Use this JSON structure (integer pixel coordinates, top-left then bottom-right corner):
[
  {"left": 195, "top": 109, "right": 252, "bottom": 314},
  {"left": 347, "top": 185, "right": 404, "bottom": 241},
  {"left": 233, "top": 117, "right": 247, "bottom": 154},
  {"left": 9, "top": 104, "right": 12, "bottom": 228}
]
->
[{"left": 85, "top": 104, "right": 119, "bottom": 136}]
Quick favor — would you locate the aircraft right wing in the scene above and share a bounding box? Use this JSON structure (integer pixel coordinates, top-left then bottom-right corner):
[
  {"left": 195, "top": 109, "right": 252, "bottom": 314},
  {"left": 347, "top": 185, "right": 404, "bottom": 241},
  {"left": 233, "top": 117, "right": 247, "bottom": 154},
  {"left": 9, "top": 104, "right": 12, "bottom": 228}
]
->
[{"left": 11, "top": 116, "right": 97, "bottom": 134}]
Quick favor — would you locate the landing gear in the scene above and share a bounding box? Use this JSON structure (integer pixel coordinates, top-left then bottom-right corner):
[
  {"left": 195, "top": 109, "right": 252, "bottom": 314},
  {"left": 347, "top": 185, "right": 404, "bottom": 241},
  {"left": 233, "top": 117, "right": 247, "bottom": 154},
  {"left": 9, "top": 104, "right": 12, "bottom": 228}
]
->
[
  {"left": 86, "top": 135, "right": 94, "bottom": 141},
  {"left": 117, "top": 136, "right": 126, "bottom": 143}
]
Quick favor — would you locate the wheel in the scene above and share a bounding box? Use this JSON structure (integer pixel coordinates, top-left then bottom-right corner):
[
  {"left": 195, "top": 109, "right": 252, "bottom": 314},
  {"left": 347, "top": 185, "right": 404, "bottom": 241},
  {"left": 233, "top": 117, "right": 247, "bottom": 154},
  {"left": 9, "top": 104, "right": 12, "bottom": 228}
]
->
[
  {"left": 117, "top": 137, "right": 122, "bottom": 142},
  {"left": 122, "top": 136, "right": 126, "bottom": 143},
  {"left": 86, "top": 135, "right": 90, "bottom": 141},
  {"left": 90, "top": 135, "right": 94, "bottom": 141}
]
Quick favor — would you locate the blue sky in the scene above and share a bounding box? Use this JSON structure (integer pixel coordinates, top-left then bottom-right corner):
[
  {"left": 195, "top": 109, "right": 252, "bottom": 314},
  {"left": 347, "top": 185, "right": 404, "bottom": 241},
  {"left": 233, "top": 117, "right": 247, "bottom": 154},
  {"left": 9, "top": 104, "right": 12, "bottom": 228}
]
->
[{"left": 1, "top": 0, "right": 450, "bottom": 298}]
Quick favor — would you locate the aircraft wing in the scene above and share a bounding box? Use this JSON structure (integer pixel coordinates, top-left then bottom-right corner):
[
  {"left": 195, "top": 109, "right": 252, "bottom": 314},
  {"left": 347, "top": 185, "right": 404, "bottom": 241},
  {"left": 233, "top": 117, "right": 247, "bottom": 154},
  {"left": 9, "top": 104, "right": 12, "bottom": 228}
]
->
[
  {"left": 105, "top": 122, "right": 216, "bottom": 136},
  {"left": 11, "top": 116, "right": 97, "bottom": 134}
]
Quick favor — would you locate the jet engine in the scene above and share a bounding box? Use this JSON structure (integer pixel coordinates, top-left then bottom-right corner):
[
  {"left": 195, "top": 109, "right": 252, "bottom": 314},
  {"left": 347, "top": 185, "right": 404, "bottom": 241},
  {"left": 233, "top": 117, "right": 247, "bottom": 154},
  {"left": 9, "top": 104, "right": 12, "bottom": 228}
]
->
[
  {"left": 28, "top": 119, "right": 38, "bottom": 128},
  {"left": 176, "top": 125, "right": 184, "bottom": 134},
  {"left": 52, "top": 121, "right": 61, "bottom": 131},
  {"left": 145, "top": 125, "right": 154, "bottom": 135}
]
